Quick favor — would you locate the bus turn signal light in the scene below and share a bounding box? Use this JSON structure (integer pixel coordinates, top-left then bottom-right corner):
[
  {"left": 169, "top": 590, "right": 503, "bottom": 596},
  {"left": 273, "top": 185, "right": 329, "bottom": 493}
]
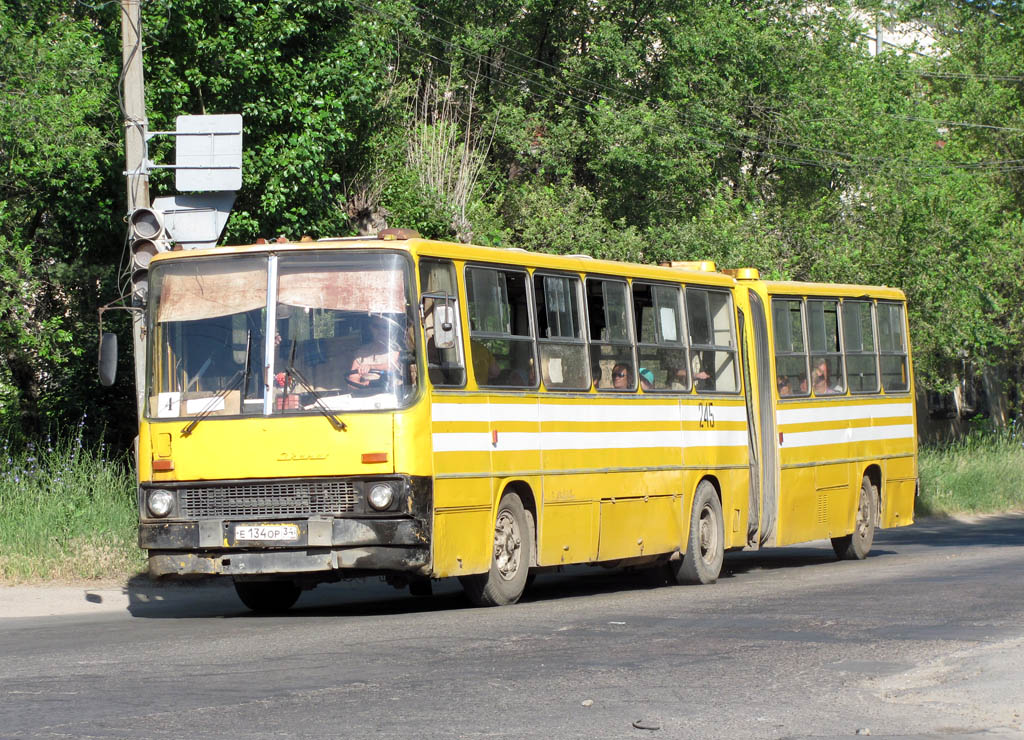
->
[{"left": 362, "top": 452, "right": 388, "bottom": 464}]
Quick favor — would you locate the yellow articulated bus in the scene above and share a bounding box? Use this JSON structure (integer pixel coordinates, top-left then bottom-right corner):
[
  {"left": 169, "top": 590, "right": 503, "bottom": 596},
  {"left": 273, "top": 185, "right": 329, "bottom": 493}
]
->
[{"left": 133, "top": 231, "right": 917, "bottom": 612}]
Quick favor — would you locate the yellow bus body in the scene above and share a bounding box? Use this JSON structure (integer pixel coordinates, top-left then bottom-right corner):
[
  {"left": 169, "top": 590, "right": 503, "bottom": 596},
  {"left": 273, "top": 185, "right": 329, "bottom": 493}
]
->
[{"left": 136, "top": 235, "right": 916, "bottom": 605}]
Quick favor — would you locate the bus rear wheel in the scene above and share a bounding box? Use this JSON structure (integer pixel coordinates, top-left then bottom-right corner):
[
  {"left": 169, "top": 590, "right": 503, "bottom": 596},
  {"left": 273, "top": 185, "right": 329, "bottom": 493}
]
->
[
  {"left": 672, "top": 481, "right": 724, "bottom": 585},
  {"left": 460, "top": 492, "right": 531, "bottom": 607},
  {"left": 233, "top": 579, "right": 301, "bottom": 613},
  {"left": 832, "top": 475, "right": 878, "bottom": 560}
]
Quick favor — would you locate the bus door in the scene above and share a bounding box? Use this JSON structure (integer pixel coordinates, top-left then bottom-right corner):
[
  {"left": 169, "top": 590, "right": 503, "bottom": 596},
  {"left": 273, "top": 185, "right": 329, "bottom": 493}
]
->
[
  {"left": 737, "top": 308, "right": 761, "bottom": 549},
  {"left": 747, "top": 291, "right": 778, "bottom": 546}
]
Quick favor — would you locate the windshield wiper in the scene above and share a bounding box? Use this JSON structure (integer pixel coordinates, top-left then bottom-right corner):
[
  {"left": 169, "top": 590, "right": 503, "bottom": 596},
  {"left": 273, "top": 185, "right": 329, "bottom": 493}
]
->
[
  {"left": 284, "top": 339, "right": 347, "bottom": 431},
  {"left": 181, "top": 368, "right": 244, "bottom": 436},
  {"left": 181, "top": 331, "right": 253, "bottom": 437}
]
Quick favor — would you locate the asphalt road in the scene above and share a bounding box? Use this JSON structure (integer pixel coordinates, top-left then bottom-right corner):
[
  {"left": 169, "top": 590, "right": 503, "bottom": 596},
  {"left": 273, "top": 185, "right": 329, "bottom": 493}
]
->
[{"left": 1, "top": 514, "right": 1023, "bottom": 739}]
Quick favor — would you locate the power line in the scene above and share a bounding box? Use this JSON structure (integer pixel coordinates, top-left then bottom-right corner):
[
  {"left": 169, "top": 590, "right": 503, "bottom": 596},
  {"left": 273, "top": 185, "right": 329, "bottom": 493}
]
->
[
  {"left": 357, "top": 1, "right": 1024, "bottom": 174},
  {"left": 403, "top": 3, "right": 1024, "bottom": 136},
  {"left": 921, "top": 71, "right": 1024, "bottom": 82}
]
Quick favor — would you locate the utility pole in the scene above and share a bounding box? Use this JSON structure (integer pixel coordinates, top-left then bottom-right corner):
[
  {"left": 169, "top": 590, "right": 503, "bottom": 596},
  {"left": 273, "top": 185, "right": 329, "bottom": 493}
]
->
[{"left": 121, "top": 0, "right": 149, "bottom": 418}]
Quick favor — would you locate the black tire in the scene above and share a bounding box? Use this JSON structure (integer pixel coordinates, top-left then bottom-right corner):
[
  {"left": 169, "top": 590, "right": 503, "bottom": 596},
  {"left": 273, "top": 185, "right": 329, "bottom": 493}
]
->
[
  {"left": 233, "top": 579, "right": 301, "bottom": 613},
  {"left": 460, "top": 492, "right": 532, "bottom": 607},
  {"left": 671, "top": 481, "right": 724, "bottom": 585},
  {"left": 832, "top": 475, "right": 878, "bottom": 560}
]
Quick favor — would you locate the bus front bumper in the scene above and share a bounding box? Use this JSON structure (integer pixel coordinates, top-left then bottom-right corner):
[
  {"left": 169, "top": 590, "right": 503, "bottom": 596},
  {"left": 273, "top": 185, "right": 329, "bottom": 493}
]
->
[{"left": 142, "top": 517, "right": 430, "bottom": 577}]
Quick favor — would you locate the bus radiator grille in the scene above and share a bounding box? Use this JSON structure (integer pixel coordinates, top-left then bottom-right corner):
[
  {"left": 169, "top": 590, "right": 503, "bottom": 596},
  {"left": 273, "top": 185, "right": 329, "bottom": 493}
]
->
[{"left": 179, "top": 481, "right": 359, "bottom": 518}]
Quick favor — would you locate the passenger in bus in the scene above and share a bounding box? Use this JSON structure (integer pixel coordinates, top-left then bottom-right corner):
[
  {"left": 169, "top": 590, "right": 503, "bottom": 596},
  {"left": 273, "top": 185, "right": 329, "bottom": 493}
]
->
[
  {"left": 611, "top": 362, "right": 632, "bottom": 389},
  {"left": 671, "top": 362, "right": 710, "bottom": 390},
  {"left": 777, "top": 375, "right": 793, "bottom": 397},
  {"left": 348, "top": 317, "right": 399, "bottom": 389},
  {"left": 810, "top": 356, "right": 842, "bottom": 395},
  {"left": 638, "top": 367, "right": 655, "bottom": 390}
]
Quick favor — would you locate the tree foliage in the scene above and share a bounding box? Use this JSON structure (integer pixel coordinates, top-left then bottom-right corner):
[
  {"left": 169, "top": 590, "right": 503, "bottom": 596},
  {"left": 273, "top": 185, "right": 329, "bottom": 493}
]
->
[{"left": 1, "top": 0, "right": 1023, "bottom": 444}]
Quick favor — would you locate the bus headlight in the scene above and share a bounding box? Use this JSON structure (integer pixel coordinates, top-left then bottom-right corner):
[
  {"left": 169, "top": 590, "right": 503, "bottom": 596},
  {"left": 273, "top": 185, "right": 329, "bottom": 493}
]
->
[
  {"left": 367, "top": 483, "right": 395, "bottom": 511},
  {"left": 147, "top": 489, "right": 174, "bottom": 518}
]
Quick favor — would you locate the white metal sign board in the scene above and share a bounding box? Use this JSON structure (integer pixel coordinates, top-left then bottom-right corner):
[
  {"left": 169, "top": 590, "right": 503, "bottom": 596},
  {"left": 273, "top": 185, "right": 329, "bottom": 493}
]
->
[
  {"left": 152, "top": 192, "right": 236, "bottom": 249},
  {"left": 175, "top": 114, "right": 243, "bottom": 192}
]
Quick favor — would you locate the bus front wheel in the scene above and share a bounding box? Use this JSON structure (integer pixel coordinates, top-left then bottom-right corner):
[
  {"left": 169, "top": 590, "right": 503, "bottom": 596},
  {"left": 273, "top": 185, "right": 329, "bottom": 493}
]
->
[
  {"left": 460, "top": 492, "right": 531, "bottom": 607},
  {"left": 233, "top": 579, "right": 301, "bottom": 613},
  {"left": 672, "top": 481, "right": 724, "bottom": 585},
  {"left": 832, "top": 475, "right": 878, "bottom": 560}
]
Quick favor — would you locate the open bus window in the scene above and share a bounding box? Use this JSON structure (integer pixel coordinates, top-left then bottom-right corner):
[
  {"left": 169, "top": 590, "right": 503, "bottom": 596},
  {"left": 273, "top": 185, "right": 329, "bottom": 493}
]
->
[
  {"left": 808, "top": 299, "right": 845, "bottom": 395},
  {"left": 877, "top": 302, "right": 909, "bottom": 392},
  {"left": 535, "top": 273, "right": 589, "bottom": 390},
  {"left": 772, "top": 297, "right": 809, "bottom": 397},
  {"left": 842, "top": 300, "right": 879, "bottom": 393},
  {"left": 685, "top": 287, "right": 739, "bottom": 393},
  {"left": 633, "top": 281, "right": 687, "bottom": 392},
  {"left": 465, "top": 266, "right": 536, "bottom": 388},
  {"left": 586, "top": 278, "right": 635, "bottom": 391}
]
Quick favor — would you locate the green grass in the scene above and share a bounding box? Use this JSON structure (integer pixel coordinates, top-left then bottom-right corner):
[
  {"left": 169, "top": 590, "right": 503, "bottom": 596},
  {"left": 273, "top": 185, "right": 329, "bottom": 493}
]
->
[
  {"left": 917, "top": 429, "right": 1024, "bottom": 516},
  {"left": 0, "top": 426, "right": 145, "bottom": 583}
]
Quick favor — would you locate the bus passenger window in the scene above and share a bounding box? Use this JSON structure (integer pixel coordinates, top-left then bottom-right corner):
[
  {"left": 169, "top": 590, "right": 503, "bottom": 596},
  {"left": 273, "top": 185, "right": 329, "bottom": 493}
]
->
[
  {"left": 685, "top": 287, "right": 738, "bottom": 393},
  {"left": 586, "top": 278, "right": 635, "bottom": 391},
  {"left": 465, "top": 266, "right": 536, "bottom": 388},
  {"left": 772, "top": 298, "right": 808, "bottom": 397},
  {"left": 807, "top": 299, "right": 845, "bottom": 395},
  {"left": 633, "top": 282, "right": 687, "bottom": 392},
  {"left": 534, "top": 273, "right": 589, "bottom": 390},
  {"left": 878, "top": 302, "right": 909, "bottom": 392},
  {"left": 842, "top": 300, "right": 879, "bottom": 393}
]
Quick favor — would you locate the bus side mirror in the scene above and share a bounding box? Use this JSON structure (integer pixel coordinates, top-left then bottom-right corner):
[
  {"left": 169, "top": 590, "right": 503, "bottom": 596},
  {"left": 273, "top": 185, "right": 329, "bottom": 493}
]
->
[
  {"left": 434, "top": 305, "right": 457, "bottom": 349},
  {"left": 99, "top": 332, "right": 118, "bottom": 386}
]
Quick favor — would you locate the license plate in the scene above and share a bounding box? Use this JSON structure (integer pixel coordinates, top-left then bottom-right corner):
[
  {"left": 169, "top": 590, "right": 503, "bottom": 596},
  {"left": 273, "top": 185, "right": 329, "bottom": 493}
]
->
[{"left": 234, "top": 524, "right": 299, "bottom": 542}]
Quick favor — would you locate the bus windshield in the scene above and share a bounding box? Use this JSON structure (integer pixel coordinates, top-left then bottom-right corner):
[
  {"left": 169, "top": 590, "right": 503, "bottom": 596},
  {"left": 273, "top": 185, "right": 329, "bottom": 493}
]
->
[{"left": 146, "top": 250, "right": 419, "bottom": 420}]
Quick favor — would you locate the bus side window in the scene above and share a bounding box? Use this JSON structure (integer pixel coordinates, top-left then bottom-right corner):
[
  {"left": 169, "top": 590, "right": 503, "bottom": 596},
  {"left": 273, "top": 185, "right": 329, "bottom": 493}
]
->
[
  {"left": 534, "top": 273, "right": 589, "bottom": 390},
  {"left": 420, "top": 258, "right": 466, "bottom": 387},
  {"left": 772, "top": 297, "right": 808, "bottom": 397},
  {"left": 877, "top": 302, "right": 909, "bottom": 392},
  {"left": 633, "top": 281, "right": 687, "bottom": 392},
  {"left": 465, "top": 266, "right": 536, "bottom": 388},
  {"left": 807, "top": 298, "right": 845, "bottom": 395},
  {"left": 685, "top": 287, "right": 739, "bottom": 393},
  {"left": 586, "top": 277, "right": 635, "bottom": 391},
  {"left": 842, "top": 300, "right": 879, "bottom": 393}
]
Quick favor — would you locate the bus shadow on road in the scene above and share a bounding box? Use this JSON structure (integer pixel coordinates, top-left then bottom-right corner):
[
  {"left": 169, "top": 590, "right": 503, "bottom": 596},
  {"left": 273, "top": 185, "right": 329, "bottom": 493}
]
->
[{"left": 126, "top": 513, "right": 1024, "bottom": 618}]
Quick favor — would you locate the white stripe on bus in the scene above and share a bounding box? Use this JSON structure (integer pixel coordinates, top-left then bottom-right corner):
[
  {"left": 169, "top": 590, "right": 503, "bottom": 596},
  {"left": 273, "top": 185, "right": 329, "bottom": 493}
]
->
[
  {"left": 431, "top": 402, "right": 748, "bottom": 425},
  {"left": 776, "top": 402, "right": 913, "bottom": 426},
  {"left": 431, "top": 428, "right": 749, "bottom": 453},
  {"left": 781, "top": 424, "right": 915, "bottom": 448}
]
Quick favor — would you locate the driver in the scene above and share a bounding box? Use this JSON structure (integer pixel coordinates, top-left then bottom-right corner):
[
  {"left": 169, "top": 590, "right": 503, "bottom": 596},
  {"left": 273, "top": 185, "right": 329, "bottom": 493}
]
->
[{"left": 347, "top": 317, "right": 400, "bottom": 388}]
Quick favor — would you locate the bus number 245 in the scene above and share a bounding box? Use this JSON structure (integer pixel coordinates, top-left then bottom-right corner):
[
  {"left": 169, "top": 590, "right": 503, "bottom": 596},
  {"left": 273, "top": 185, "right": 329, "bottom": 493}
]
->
[{"left": 698, "top": 402, "right": 715, "bottom": 428}]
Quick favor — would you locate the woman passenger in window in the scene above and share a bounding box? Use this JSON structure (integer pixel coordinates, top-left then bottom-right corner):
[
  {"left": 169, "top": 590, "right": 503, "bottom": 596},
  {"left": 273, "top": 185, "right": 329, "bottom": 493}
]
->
[{"left": 611, "top": 362, "right": 632, "bottom": 390}]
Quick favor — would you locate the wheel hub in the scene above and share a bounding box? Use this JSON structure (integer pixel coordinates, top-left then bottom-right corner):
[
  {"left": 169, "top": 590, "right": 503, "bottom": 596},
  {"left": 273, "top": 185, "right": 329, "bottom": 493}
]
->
[
  {"left": 493, "top": 510, "right": 521, "bottom": 580},
  {"left": 699, "top": 506, "right": 717, "bottom": 560}
]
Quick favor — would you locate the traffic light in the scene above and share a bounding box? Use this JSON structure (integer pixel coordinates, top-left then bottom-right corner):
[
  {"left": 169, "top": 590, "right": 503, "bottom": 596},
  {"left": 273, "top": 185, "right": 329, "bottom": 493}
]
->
[{"left": 128, "top": 207, "right": 168, "bottom": 305}]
